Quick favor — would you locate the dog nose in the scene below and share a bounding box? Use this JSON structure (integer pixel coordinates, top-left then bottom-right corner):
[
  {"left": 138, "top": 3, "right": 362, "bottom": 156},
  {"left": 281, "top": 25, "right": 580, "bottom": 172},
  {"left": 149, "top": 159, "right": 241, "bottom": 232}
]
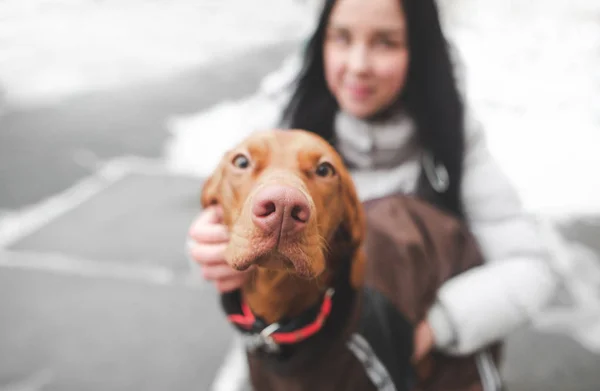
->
[{"left": 252, "top": 185, "right": 310, "bottom": 235}]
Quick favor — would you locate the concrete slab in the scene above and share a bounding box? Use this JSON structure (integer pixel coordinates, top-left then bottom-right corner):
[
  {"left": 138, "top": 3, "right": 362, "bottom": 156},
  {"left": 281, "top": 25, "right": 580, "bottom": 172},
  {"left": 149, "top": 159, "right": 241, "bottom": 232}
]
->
[
  {"left": 8, "top": 172, "right": 202, "bottom": 273},
  {"left": 0, "top": 264, "right": 233, "bottom": 391},
  {"left": 503, "top": 327, "right": 600, "bottom": 391},
  {"left": 558, "top": 217, "right": 600, "bottom": 256}
]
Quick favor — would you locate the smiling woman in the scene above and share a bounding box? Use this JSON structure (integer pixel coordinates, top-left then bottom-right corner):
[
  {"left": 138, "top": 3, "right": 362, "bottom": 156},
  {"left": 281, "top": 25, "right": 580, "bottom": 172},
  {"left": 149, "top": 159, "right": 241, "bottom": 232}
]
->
[
  {"left": 189, "top": 0, "right": 560, "bottom": 390},
  {"left": 323, "top": 0, "right": 410, "bottom": 119}
]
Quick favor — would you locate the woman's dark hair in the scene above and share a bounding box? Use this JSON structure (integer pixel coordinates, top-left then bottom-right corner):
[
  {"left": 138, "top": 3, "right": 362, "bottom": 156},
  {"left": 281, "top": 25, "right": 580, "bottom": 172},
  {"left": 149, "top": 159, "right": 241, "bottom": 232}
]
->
[{"left": 281, "top": 0, "right": 466, "bottom": 218}]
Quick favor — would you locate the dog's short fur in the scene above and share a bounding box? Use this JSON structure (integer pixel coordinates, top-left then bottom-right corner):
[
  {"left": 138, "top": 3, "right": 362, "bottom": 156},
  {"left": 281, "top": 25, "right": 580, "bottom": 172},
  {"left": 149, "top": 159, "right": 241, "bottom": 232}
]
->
[{"left": 201, "top": 129, "right": 502, "bottom": 391}]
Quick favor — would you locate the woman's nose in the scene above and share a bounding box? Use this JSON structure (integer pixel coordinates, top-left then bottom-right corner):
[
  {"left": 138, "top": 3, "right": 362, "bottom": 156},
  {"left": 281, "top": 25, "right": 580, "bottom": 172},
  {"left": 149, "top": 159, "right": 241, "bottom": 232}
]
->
[{"left": 347, "top": 44, "right": 370, "bottom": 74}]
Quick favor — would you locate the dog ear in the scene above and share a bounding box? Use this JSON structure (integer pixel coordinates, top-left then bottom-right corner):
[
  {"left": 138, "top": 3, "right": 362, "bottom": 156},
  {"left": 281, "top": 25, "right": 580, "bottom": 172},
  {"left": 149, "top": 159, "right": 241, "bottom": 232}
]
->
[
  {"left": 338, "top": 172, "right": 367, "bottom": 289},
  {"left": 340, "top": 171, "right": 366, "bottom": 250},
  {"left": 200, "top": 163, "right": 224, "bottom": 208}
]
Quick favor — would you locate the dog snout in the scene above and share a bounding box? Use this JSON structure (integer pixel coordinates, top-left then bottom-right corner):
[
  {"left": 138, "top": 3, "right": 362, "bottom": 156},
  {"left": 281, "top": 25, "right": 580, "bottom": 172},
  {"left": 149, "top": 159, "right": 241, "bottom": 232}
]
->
[{"left": 251, "top": 185, "right": 311, "bottom": 236}]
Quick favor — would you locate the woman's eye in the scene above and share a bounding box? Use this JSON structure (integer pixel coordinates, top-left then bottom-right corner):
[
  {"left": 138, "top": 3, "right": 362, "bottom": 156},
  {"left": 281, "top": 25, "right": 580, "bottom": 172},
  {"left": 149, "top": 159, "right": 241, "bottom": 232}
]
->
[
  {"left": 315, "top": 162, "right": 336, "bottom": 177},
  {"left": 335, "top": 34, "right": 349, "bottom": 44},
  {"left": 327, "top": 30, "right": 350, "bottom": 45},
  {"left": 371, "top": 33, "right": 405, "bottom": 49},
  {"left": 232, "top": 154, "right": 251, "bottom": 169},
  {"left": 374, "top": 37, "right": 396, "bottom": 48}
]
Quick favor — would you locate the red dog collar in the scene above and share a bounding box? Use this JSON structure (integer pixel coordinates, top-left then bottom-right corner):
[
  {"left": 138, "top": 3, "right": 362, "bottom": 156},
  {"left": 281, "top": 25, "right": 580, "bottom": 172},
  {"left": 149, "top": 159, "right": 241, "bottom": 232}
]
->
[{"left": 227, "top": 288, "right": 335, "bottom": 350}]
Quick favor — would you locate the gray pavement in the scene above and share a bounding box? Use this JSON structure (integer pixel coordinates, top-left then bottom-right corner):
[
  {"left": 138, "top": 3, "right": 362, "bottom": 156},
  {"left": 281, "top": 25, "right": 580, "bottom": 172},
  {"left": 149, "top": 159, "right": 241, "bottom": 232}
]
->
[
  {"left": 0, "top": 264, "right": 231, "bottom": 391},
  {"left": 9, "top": 172, "right": 202, "bottom": 273},
  {"left": 0, "top": 170, "right": 235, "bottom": 391},
  {"left": 503, "top": 328, "right": 600, "bottom": 391},
  {"left": 558, "top": 218, "right": 600, "bottom": 255}
]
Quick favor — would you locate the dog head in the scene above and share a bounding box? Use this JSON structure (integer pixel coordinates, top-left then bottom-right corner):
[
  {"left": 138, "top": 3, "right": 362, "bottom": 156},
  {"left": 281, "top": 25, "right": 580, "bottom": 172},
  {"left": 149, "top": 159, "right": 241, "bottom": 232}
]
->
[{"left": 201, "top": 129, "right": 365, "bottom": 279}]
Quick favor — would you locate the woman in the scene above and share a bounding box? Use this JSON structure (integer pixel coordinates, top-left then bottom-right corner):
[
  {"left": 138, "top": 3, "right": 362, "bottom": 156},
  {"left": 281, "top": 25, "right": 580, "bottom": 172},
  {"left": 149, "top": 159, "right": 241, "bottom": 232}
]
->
[{"left": 189, "top": 0, "right": 558, "bottom": 388}]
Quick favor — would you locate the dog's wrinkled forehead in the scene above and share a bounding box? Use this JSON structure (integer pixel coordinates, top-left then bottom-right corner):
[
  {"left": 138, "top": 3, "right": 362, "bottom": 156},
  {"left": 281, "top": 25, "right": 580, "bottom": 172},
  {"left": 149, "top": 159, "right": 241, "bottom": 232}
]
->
[{"left": 231, "top": 130, "right": 341, "bottom": 169}]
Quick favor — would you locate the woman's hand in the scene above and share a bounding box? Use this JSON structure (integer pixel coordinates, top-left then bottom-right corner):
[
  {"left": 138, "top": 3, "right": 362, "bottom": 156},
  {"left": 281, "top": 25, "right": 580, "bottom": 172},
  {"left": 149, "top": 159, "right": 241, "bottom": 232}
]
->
[
  {"left": 187, "top": 205, "right": 249, "bottom": 292},
  {"left": 412, "top": 320, "right": 436, "bottom": 381},
  {"left": 413, "top": 320, "right": 435, "bottom": 362}
]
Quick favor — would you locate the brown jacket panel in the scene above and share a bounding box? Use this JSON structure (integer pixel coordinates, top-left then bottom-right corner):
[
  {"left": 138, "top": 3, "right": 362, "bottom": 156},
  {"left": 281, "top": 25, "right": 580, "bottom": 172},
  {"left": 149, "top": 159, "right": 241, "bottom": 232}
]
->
[{"left": 362, "top": 195, "right": 503, "bottom": 391}]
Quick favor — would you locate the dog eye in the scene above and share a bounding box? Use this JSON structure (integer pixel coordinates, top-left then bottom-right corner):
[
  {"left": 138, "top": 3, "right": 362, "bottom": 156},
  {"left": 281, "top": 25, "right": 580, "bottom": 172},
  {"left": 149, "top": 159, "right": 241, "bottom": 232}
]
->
[
  {"left": 315, "top": 162, "right": 336, "bottom": 177},
  {"left": 232, "top": 154, "right": 251, "bottom": 169}
]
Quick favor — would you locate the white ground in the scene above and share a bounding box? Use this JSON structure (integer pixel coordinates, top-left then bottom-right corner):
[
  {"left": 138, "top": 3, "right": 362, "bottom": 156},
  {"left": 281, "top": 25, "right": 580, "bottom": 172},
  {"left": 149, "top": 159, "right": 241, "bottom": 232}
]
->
[
  {"left": 0, "top": 0, "right": 310, "bottom": 108},
  {"left": 439, "top": 0, "right": 600, "bottom": 218}
]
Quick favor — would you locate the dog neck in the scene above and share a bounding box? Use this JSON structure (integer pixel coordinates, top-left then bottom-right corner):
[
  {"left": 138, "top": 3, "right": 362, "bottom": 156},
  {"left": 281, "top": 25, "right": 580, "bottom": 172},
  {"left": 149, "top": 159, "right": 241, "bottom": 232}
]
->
[{"left": 241, "top": 267, "right": 333, "bottom": 325}]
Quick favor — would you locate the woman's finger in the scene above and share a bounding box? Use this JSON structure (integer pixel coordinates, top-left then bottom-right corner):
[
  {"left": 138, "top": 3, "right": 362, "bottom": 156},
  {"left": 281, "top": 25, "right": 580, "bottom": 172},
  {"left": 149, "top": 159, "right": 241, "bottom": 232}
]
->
[
  {"left": 190, "top": 223, "right": 229, "bottom": 244},
  {"left": 189, "top": 243, "right": 228, "bottom": 266},
  {"left": 196, "top": 205, "right": 224, "bottom": 225}
]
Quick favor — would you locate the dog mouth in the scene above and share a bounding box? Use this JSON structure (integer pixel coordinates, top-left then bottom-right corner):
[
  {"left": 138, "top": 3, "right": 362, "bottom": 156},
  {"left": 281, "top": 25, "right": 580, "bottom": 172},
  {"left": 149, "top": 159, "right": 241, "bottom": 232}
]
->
[
  {"left": 225, "top": 231, "right": 321, "bottom": 279},
  {"left": 256, "top": 251, "right": 313, "bottom": 278}
]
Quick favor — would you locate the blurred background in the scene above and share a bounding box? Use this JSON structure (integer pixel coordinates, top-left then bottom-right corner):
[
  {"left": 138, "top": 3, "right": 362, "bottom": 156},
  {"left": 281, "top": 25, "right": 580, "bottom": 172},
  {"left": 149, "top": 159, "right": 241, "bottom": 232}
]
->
[{"left": 0, "top": 0, "right": 599, "bottom": 390}]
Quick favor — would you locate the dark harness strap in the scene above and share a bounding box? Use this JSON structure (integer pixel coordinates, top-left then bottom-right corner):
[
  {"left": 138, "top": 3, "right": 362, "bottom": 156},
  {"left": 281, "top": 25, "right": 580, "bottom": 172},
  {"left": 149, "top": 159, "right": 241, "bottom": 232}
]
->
[{"left": 349, "top": 286, "right": 415, "bottom": 391}]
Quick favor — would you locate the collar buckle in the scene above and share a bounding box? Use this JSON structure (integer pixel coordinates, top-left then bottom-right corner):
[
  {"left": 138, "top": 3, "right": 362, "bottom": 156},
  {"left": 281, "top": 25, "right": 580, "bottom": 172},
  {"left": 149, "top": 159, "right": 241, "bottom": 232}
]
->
[{"left": 243, "top": 322, "right": 281, "bottom": 354}]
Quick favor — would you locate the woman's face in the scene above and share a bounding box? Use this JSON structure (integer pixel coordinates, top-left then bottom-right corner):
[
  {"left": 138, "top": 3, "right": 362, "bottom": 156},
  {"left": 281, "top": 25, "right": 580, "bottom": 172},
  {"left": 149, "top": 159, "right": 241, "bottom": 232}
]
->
[{"left": 323, "top": 0, "right": 409, "bottom": 119}]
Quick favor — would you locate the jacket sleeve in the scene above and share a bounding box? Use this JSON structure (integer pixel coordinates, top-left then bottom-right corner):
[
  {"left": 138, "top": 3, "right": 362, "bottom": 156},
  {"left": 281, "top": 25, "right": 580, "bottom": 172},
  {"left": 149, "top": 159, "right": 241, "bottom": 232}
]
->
[{"left": 425, "top": 114, "right": 559, "bottom": 355}]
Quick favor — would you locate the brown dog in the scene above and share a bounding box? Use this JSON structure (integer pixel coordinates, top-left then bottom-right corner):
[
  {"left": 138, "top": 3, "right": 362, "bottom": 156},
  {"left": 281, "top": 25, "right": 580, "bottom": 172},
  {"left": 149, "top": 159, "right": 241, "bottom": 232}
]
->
[
  {"left": 201, "top": 129, "right": 366, "bottom": 323},
  {"left": 201, "top": 129, "right": 501, "bottom": 391}
]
